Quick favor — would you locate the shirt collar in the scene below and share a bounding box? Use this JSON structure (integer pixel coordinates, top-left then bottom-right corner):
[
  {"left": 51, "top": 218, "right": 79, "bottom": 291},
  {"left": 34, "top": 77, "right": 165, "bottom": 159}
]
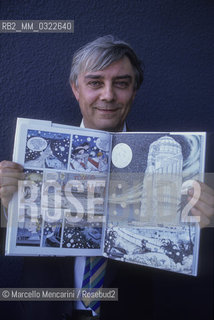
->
[{"left": 80, "top": 119, "right": 127, "bottom": 132}]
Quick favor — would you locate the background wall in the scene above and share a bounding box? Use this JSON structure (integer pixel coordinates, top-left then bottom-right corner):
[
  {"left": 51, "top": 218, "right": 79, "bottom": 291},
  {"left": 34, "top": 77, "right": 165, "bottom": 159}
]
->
[
  {"left": 0, "top": 0, "right": 213, "bottom": 319},
  {"left": 0, "top": 0, "right": 214, "bottom": 160}
]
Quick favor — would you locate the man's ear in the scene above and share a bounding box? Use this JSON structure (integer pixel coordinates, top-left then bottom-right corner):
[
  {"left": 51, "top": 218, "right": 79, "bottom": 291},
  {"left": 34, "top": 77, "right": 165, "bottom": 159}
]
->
[
  {"left": 132, "top": 90, "right": 137, "bottom": 101},
  {"left": 70, "top": 81, "right": 79, "bottom": 101},
  {"left": 130, "top": 89, "right": 137, "bottom": 105}
]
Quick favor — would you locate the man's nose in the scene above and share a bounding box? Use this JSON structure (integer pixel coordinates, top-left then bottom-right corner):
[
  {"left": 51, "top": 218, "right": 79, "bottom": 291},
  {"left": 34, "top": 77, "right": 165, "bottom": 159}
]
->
[{"left": 100, "top": 84, "right": 115, "bottom": 101}]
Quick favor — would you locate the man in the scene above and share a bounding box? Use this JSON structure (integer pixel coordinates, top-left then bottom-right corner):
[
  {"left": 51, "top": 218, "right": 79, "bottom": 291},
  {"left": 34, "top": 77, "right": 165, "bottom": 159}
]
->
[{"left": 0, "top": 35, "right": 214, "bottom": 320}]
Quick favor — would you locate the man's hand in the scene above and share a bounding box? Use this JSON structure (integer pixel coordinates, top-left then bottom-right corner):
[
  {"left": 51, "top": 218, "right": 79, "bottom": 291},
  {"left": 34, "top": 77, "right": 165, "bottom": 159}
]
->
[
  {"left": 189, "top": 181, "right": 214, "bottom": 228},
  {"left": 0, "top": 161, "right": 24, "bottom": 208}
]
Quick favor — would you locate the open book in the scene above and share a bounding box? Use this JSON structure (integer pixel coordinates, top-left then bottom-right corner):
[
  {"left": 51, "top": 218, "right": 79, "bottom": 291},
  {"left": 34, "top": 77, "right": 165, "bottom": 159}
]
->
[{"left": 5, "top": 118, "right": 206, "bottom": 276}]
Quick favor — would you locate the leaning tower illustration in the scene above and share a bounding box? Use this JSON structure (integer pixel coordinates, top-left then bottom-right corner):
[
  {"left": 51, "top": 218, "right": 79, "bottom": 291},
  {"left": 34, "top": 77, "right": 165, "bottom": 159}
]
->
[{"left": 141, "top": 136, "right": 183, "bottom": 225}]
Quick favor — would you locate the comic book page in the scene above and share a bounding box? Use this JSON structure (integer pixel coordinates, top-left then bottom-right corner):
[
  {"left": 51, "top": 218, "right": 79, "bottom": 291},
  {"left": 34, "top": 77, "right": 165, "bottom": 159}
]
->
[
  {"left": 5, "top": 118, "right": 111, "bottom": 256},
  {"left": 5, "top": 119, "right": 206, "bottom": 275},
  {"left": 104, "top": 132, "right": 206, "bottom": 276}
]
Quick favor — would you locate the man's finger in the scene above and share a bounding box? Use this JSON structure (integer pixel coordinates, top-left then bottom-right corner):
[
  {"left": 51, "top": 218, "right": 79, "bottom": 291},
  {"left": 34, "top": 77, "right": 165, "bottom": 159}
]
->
[
  {"left": 188, "top": 195, "right": 214, "bottom": 218},
  {"left": 188, "top": 186, "right": 214, "bottom": 208},
  {"left": 0, "top": 161, "right": 23, "bottom": 170},
  {"left": 191, "top": 207, "right": 211, "bottom": 228},
  {"left": 197, "top": 181, "right": 214, "bottom": 196},
  {"left": 0, "top": 185, "right": 18, "bottom": 198},
  {"left": 0, "top": 169, "right": 25, "bottom": 186}
]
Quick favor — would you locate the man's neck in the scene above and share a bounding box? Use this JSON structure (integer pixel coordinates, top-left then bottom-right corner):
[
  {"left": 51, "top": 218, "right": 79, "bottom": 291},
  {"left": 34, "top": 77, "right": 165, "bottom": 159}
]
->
[{"left": 80, "top": 120, "right": 127, "bottom": 132}]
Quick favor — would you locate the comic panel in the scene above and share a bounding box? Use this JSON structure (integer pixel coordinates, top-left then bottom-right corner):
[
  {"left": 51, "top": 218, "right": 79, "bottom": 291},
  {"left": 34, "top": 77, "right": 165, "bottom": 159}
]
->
[
  {"left": 41, "top": 171, "right": 107, "bottom": 214},
  {"left": 24, "top": 129, "right": 70, "bottom": 170},
  {"left": 16, "top": 170, "right": 43, "bottom": 246},
  {"left": 62, "top": 220, "right": 103, "bottom": 249},
  {"left": 16, "top": 209, "right": 43, "bottom": 247},
  {"left": 70, "top": 134, "right": 109, "bottom": 173},
  {"left": 104, "top": 225, "right": 196, "bottom": 275},
  {"left": 42, "top": 218, "right": 63, "bottom": 248},
  {"left": 40, "top": 171, "right": 107, "bottom": 249},
  {"left": 16, "top": 169, "right": 43, "bottom": 246},
  {"left": 109, "top": 133, "right": 204, "bottom": 226}
]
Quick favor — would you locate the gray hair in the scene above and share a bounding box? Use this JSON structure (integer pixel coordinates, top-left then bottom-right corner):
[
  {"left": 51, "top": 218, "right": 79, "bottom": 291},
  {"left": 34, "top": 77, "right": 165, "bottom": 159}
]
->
[{"left": 69, "top": 35, "right": 143, "bottom": 90}]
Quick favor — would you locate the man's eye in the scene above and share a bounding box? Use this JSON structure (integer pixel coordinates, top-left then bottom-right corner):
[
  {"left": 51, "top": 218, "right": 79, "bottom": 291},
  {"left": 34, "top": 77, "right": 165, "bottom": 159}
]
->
[
  {"left": 114, "top": 81, "right": 129, "bottom": 88},
  {"left": 88, "top": 81, "right": 102, "bottom": 87}
]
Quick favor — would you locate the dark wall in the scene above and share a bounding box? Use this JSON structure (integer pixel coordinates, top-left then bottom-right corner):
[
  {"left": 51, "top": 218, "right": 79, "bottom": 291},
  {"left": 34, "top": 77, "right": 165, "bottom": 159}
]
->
[
  {"left": 0, "top": 0, "right": 214, "bottom": 161},
  {"left": 0, "top": 0, "right": 213, "bottom": 318}
]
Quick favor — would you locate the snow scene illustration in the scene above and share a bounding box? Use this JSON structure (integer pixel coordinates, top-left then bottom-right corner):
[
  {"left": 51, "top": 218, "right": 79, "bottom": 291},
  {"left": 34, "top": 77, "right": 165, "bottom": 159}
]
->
[
  {"left": 41, "top": 170, "right": 107, "bottom": 216},
  {"left": 42, "top": 219, "right": 63, "bottom": 248},
  {"left": 105, "top": 133, "right": 204, "bottom": 275},
  {"left": 16, "top": 212, "right": 43, "bottom": 247},
  {"left": 41, "top": 171, "right": 105, "bottom": 249},
  {"left": 16, "top": 169, "right": 43, "bottom": 246},
  {"left": 70, "top": 134, "right": 109, "bottom": 173},
  {"left": 60, "top": 171, "right": 105, "bottom": 249},
  {"left": 104, "top": 225, "right": 197, "bottom": 275},
  {"left": 62, "top": 221, "right": 102, "bottom": 249},
  {"left": 24, "top": 129, "right": 70, "bottom": 169},
  {"left": 40, "top": 214, "right": 103, "bottom": 249}
]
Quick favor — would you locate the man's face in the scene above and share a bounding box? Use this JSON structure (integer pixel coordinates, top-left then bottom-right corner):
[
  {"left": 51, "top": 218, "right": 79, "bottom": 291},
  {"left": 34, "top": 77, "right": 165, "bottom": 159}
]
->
[{"left": 71, "top": 56, "right": 136, "bottom": 132}]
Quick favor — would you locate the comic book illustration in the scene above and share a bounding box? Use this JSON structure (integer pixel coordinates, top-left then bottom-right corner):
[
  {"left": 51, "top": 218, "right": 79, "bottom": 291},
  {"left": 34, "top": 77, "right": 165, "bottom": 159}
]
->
[
  {"left": 104, "top": 132, "right": 205, "bottom": 275},
  {"left": 6, "top": 119, "right": 111, "bottom": 256},
  {"left": 70, "top": 134, "right": 109, "bottom": 173},
  {"left": 5, "top": 119, "right": 206, "bottom": 276},
  {"left": 25, "top": 130, "right": 70, "bottom": 170}
]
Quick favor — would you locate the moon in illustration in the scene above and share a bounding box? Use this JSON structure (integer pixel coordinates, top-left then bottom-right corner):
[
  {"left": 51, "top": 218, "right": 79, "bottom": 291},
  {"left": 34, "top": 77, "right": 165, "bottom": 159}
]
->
[{"left": 112, "top": 143, "right": 133, "bottom": 168}]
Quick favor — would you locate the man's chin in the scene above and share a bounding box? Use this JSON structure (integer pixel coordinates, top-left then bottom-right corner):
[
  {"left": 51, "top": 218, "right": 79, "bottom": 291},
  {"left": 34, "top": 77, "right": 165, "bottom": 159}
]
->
[
  {"left": 84, "top": 118, "right": 123, "bottom": 132},
  {"left": 96, "top": 122, "right": 122, "bottom": 132}
]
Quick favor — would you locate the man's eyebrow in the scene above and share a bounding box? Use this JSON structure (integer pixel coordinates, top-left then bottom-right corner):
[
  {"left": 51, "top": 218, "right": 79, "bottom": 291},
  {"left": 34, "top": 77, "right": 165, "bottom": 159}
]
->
[
  {"left": 84, "top": 74, "right": 133, "bottom": 80},
  {"left": 114, "top": 75, "right": 133, "bottom": 81},
  {"left": 84, "top": 74, "right": 103, "bottom": 79}
]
